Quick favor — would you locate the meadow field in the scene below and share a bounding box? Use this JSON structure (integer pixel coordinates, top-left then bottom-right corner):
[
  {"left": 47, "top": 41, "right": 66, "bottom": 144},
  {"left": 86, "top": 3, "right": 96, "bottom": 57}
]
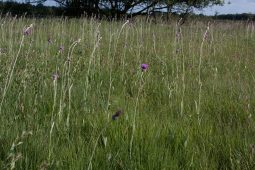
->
[{"left": 0, "top": 16, "right": 255, "bottom": 169}]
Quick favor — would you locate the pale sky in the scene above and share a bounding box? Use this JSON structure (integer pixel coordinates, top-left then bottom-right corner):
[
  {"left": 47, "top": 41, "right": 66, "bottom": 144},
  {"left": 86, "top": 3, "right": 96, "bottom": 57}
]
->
[{"left": 198, "top": 0, "right": 255, "bottom": 15}]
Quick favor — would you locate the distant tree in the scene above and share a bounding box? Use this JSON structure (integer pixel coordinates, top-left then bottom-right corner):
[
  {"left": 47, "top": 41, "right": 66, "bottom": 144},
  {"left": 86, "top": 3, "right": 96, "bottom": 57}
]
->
[
  {"left": 161, "top": 0, "right": 223, "bottom": 21},
  {"left": 31, "top": 0, "right": 224, "bottom": 18}
]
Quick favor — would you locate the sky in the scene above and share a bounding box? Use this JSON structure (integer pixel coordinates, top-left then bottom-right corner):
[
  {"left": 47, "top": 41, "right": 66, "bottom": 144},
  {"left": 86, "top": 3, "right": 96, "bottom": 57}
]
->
[{"left": 197, "top": 0, "right": 255, "bottom": 15}]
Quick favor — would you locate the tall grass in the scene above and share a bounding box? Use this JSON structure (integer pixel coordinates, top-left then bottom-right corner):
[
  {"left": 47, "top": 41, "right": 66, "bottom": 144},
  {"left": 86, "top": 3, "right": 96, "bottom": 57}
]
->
[{"left": 0, "top": 16, "right": 255, "bottom": 169}]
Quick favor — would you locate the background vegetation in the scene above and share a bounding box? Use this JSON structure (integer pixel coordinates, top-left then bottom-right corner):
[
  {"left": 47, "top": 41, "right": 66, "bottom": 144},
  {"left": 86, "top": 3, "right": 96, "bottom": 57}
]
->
[
  {"left": 1, "top": 1, "right": 255, "bottom": 21},
  {"left": 0, "top": 15, "right": 255, "bottom": 169}
]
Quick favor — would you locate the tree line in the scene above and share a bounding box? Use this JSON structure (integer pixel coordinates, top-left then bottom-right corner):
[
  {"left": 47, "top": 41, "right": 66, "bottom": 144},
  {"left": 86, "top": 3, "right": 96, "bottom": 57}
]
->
[
  {"left": 53, "top": 0, "right": 222, "bottom": 18},
  {"left": 213, "top": 13, "right": 255, "bottom": 21},
  {"left": 1, "top": 0, "right": 224, "bottom": 19},
  {"left": 2, "top": 0, "right": 255, "bottom": 21},
  {"left": 0, "top": 1, "right": 64, "bottom": 17}
]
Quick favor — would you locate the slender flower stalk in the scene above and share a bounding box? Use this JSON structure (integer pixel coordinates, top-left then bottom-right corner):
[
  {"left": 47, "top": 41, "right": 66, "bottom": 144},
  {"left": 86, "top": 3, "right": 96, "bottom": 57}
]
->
[
  {"left": 0, "top": 32, "right": 25, "bottom": 115},
  {"left": 130, "top": 64, "right": 149, "bottom": 158},
  {"left": 197, "top": 22, "right": 210, "bottom": 121}
]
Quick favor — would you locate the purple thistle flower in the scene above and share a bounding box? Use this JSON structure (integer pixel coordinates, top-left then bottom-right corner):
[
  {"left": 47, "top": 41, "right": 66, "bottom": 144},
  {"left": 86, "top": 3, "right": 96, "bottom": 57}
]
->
[
  {"left": 141, "top": 63, "right": 149, "bottom": 72},
  {"left": 203, "top": 30, "right": 209, "bottom": 40},
  {"left": 23, "top": 24, "right": 33, "bottom": 36},
  {"left": 176, "top": 32, "right": 181, "bottom": 39},
  {"left": 48, "top": 37, "right": 53, "bottom": 44},
  {"left": 52, "top": 73, "right": 59, "bottom": 81},
  {"left": 176, "top": 48, "right": 181, "bottom": 54},
  {"left": 203, "top": 24, "right": 210, "bottom": 41},
  {"left": 59, "top": 46, "right": 64, "bottom": 52},
  {"left": 112, "top": 110, "right": 123, "bottom": 120},
  {"left": 0, "top": 48, "right": 6, "bottom": 54}
]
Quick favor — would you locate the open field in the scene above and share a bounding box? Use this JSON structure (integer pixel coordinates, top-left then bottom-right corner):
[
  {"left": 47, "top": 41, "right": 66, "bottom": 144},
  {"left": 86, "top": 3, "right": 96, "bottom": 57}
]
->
[{"left": 0, "top": 17, "right": 255, "bottom": 169}]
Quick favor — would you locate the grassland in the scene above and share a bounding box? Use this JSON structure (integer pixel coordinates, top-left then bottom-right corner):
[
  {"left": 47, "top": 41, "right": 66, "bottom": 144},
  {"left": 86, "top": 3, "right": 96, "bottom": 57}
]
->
[{"left": 0, "top": 16, "right": 255, "bottom": 169}]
